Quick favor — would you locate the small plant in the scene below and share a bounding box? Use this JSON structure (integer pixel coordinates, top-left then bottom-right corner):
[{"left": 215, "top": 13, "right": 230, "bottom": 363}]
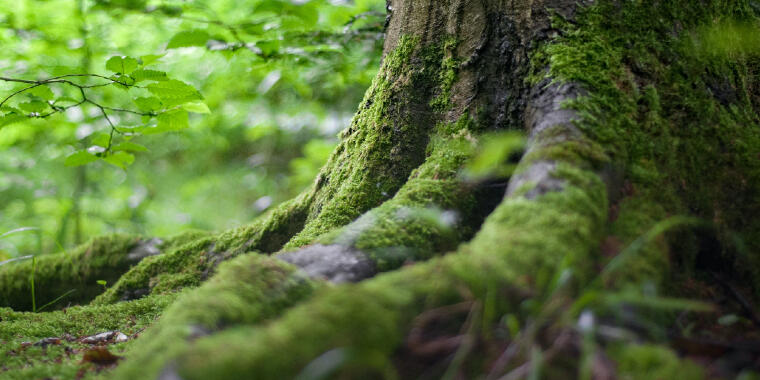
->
[
  {"left": 0, "top": 227, "right": 40, "bottom": 265},
  {"left": 0, "top": 227, "right": 79, "bottom": 312},
  {"left": 29, "top": 256, "right": 36, "bottom": 312},
  {"left": 29, "top": 256, "right": 77, "bottom": 312},
  {"left": 37, "top": 289, "right": 77, "bottom": 312},
  {"left": 97, "top": 280, "right": 108, "bottom": 290}
]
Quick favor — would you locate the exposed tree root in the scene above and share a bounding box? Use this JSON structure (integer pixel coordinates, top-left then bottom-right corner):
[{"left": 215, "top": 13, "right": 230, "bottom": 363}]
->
[
  {"left": 112, "top": 57, "right": 613, "bottom": 378},
  {"left": 92, "top": 195, "right": 311, "bottom": 304},
  {"left": 0, "top": 234, "right": 167, "bottom": 311}
]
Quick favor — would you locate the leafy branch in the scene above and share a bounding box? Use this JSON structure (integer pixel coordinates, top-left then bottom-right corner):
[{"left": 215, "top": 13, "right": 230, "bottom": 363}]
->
[
  {"left": 0, "top": 74, "right": 152, "bottom": 120},
  {"left": 0, "top": 55, "right": 208, "bottom": 169}
]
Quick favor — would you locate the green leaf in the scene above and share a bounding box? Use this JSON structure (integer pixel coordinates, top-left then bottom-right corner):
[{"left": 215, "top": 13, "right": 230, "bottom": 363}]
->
[
  {"left": 18, "top": 101, "right": 48, "bottom": 113},
  {"left": 133, "top": 96, "right": 162, "bottom": 112},
  {"left": 29, "top": 85, "right": 54, "bottom": 100},
  {"left": 105, "top": 56, "right": 139, "bottom": 74},
  {"left": 464, "top": 131, "right": 526, "bottom": 180},
  {"left": 0, "top": 113, "right": 26, "bottom": 128},
  {"left": 103, "top": 151, "right": 135, "bottom": 169},
  {"left": 293, "top": 4, "right": 319, "bottom": 27},
  {"left": 110, "top": 74, "right": 136, "bottom": 90},
  {"left": 112, "top": 141, "right": 148, "bottom": 152},
  {"left": 139, "top": 54, "right": 165, "bottom": 66},
  {"left": 245, "top": 124, "right": 277, "bottom": 141},
  {"left": 131, "top": 69, "right": 168, "bottom": 83},
  {"left": 90, "top": 133, "right": 110, "bottom": 147},
  {"left": 53, "top": 96, "right": 81, "bottom": 105},
  {"left": 155, "top": 109, "right": 189, "bottom": 132},
  {"left": 253, "top": 0, "right": 290, "bottom": 14},
  {"left": 256, "top": 40, "right": 280, "bottom": 57},
  {"left": 154, "top": 5, "right": 182, "bottom": 16},
  {"left": 147, "top": 80, "right": 202, "bottom": 106},
  {"left": 167, "top": 30, "right": 211, "bottom": 49},
  {"left": 182, "top": 101, "right": 210, "bottom": 114},
  {"left": 64, "top": 150, "right": 99, "bottom": 167},
  {"left": 43, "top": 65, "right": 80, "bottom": 76},
  {"left": 240, "top": 22, "right": 265, "bottom": 35},
  {"left": 283, "top": 3, "right": 319, "bottom": 30},
  {"left": 147, "top": 80, "right": 201, "bottom": 99},
  {"left": 118, "top": 125, "right": 148, "bottom": 135}
]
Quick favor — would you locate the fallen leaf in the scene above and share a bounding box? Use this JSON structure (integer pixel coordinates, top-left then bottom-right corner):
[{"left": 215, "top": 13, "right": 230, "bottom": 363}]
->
[{"left": 81, "top": 346, "right": 122, "bottom": 365}]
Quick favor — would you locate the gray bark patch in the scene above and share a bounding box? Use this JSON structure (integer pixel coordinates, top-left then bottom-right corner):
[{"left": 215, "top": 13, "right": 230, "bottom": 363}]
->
[
  {"left": 277, "top": 245, "right": 376, "bottom": 283},
  {"left": 506, "top": 160, "right": 565, "bottom": 199},
  {"left": 505, "top": 81, "right": 584, "bottom": 199},
  {"left": 127, "top": 238, "right": 163, "bottom": 261},
  {"left": 158, "top": 363, "right": 184, "bottom": 380},
  {"left": 524, "top": 81, "right": 583, "bottom": 138}
]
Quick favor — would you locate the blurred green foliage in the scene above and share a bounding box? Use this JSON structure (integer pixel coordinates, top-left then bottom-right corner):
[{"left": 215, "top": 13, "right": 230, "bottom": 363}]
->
[
  {"left": 463, "top": 131, "right": 525, "bottom": 181},
  {"left": 0, "top": 0, "right": 385, "bottom": 258}
]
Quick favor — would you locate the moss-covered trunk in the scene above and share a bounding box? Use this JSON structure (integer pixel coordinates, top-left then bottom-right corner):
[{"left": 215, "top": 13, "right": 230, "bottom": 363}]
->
[{"left": 3, "top": 0, "right": 760, "bottom": 379}]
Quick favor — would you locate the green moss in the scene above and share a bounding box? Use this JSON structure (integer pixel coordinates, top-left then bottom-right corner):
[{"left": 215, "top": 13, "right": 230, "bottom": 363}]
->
[
  {"left": 93, "top": 194, "right": 312, "bottom": 304},
  {"left": 120, "top": 14, "right": 620, "bottom": 378},
  {"left": 284, "top": 34, "right": 470, "bottom": 249},
  {"left": 306, "top": 118, "right": 479, "bottom": 270},
  {"left": 539, "top": 0, "right": 760, "bottom": 288},
  {"left": 92, "top": 236, "right": 215, "bottom": 305},
  {"left": 520, "top": 125, "right": 610, "bottom": 170},
  {"left": 149, "top": 159, "right": 608, "bottom": 379},
  {"left": 430, "top": 37, "right": 460, "bottom": 111},
  {"left": 0, "top": 234, "right": 147, "bottom": 311},
  {"left": 212, "top": 193, "right": 312, "bottom": 253},
  {"left": 283, "top": 35, "right": 426, "bottom": 248},
  {"left": 605, "top": 194, "right": 671, "bottom": 287},
  {"left": 0, "top": 293, "right": 177, "bottom": 379},
  {"left": 111, "top": 254, "right": 316, "bottom": 380},
  {"left": 159, "top": 230, "right": 213, "bottom": 251}
]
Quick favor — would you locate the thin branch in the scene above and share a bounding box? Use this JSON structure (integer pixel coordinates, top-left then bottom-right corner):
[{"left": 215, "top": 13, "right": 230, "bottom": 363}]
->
[
  {"left": 0, "top": 82, "right": 46, "bottom": 108},
  {"left": 0, "top": 74, "right": 150, "bottom": 125},
  {"left": 98, "top": 105, "right": 155, "bottom": 116},
  {"left": 87, "top": 100, "right": 121, "bottom": 151}
]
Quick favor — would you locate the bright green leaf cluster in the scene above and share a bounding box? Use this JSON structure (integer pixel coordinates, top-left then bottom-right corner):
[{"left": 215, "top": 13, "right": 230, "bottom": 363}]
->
[
  {"left": 106, "top": 56, "right": 139, "bottom": 75},
  {"left": 0, "top": 0, "right": 385, "bottom": 258},
  {"left": 58, "top": 54, "right": 208, "bottom": 169},
  {"left": 167, "top": 30, "right": 212, "bottom": 49}
]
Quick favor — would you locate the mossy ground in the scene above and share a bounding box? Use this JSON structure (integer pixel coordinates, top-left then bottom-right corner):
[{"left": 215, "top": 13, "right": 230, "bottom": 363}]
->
[
  {"left": 0, "top": 293, "right": 177, "bottom": 379},
  {"left": 110, "top": 254, "right": 316, "bottom": 379},
  {"left": 2, "top": 0, "right": 760, "bottom": 378}
]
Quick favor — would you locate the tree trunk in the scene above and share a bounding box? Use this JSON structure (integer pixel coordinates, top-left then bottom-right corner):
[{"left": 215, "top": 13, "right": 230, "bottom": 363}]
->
[{"left": 2, "top": 0, "right": 760, "bottom": 379}]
